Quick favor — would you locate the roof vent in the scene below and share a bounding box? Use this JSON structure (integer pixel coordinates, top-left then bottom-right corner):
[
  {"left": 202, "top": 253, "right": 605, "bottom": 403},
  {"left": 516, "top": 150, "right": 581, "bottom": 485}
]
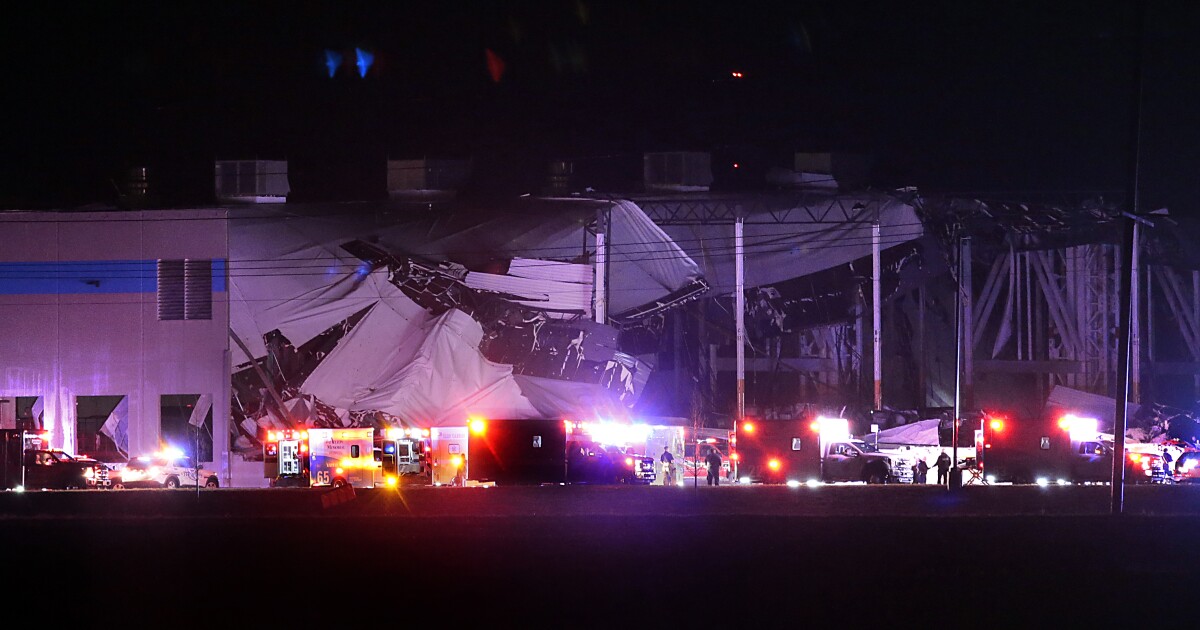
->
[
  {"left": 214, "top": 160, "right": 289, "bottom": 204},
  {"left": 387, "top": 159, "right": 471, "bottom": 198}
]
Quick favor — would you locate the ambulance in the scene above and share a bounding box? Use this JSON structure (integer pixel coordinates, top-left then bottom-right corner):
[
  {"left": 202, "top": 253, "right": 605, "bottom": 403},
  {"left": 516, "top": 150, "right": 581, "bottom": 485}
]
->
[{"left": 308, "top": 427, "right": 382, "bottom": 488}]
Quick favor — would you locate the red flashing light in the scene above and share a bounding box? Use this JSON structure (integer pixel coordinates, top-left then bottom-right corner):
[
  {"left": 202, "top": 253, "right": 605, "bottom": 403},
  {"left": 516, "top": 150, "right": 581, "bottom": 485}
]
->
[
  {"left": 625, "top": 457, "right": 634, "bottom": 467},
  {"left": 733, "top": 162, "right": 740, "bottom": 169},
  {"left": 810, "top": 422, "right": 820, "bottom": 432},
  {"left": 742, "top": 422, "right": 755, "bottom": 434},
  {"left": 768, "top": 459, "right": 781, "bottom": 471},
  {"left": 730, "top": 453, "right": 740, "bottom": 461},
  {"left": 989, "top": 419, "right": 1005, "bottom": 432}
]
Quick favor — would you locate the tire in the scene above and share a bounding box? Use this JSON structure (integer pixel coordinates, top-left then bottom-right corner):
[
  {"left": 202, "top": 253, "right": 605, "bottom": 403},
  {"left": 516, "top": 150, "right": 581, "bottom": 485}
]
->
[
  {"left": 112, "top": 482, "right": 125, "bottom": 490},
  {"left": 332, "top": 478, "right": 347, "bottom": 489},
  {"left": 164, "top": 476, "right": 180, "bottom": 489},
  {"left": 865, "top": 466, "right": 887, "bottom": 484},
  {"left": 205, "top": 477, "right": 219, "bottom": 488}
]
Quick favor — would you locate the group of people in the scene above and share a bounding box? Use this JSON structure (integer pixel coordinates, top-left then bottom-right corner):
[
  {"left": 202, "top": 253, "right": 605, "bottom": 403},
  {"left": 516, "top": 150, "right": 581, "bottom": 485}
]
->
[
  {"left": 911, "top": 451, "right": 953, "bottom": 486},
  {"left": 659, "top": 446, "right": 725, "bottom": 486}
]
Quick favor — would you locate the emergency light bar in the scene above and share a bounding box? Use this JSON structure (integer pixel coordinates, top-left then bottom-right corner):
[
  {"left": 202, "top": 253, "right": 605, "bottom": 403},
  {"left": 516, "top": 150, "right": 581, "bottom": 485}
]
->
[
  {"left": 565, "top": 421, "right": 651, "bottom": 447},
  {"left": 385, "top": 427, "right": 431, "bottom": 440},
  {"left": 1057, "top": 414, "right": 1099, "bottom": 439},
  {"left": 266, "top": 429, "right": 309, "bottom": 442},
  {"left": 814, "top": 416, "right": 850, "bottom": 440}
]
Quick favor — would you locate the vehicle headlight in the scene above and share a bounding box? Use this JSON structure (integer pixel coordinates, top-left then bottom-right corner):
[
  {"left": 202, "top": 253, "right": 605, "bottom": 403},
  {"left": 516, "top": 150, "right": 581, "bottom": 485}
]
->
[{"left": 84, "top": 468, "right": 95, "bottom": 479}]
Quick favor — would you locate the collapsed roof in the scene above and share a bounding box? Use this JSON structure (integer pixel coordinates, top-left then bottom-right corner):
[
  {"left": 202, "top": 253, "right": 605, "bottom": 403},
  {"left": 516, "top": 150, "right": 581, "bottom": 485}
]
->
[{"left": 226, "top": 193, "right": 923, "bottom": 445}]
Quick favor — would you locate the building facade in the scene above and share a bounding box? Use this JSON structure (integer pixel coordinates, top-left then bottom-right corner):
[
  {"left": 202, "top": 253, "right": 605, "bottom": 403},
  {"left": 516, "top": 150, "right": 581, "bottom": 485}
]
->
[{"left": 0, "top": 209, "right": 231, "bottom": 480}]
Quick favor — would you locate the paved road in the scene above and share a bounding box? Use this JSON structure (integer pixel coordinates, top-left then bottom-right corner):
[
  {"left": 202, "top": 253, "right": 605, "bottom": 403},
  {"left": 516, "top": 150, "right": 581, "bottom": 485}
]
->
[{"left": 4, "top": 485, "right": 1198, "bottom": 625}]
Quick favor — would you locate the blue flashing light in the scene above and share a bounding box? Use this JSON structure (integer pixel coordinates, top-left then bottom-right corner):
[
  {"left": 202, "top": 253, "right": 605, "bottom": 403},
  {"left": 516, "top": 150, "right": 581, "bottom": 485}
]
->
[
  {"left": 324, "top": 50, "right": 343, "bottom": 78},
  {"left": 355, "top": 48, "right": 374, "bottom": 78},
  {"left": 384, "top": 445, "right": 395, "bottom": 454}
]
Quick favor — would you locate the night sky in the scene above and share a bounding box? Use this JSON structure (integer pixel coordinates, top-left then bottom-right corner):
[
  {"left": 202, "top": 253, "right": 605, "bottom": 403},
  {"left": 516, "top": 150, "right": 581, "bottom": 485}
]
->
[{"left": 4, "top": 1, "right": 1199, "bottom": 212}]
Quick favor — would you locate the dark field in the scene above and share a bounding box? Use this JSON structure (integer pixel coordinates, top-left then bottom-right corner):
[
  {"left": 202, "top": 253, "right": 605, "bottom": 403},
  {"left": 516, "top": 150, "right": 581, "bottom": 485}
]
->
[{"left": 4, "top": 485, "right": 1198, "bottom": 626}]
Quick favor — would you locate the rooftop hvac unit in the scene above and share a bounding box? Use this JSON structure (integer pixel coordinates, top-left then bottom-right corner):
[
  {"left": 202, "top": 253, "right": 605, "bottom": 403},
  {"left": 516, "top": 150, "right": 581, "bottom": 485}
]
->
[
  {"left": 214, "top": 160, "right": 289, "bottom": 203},
  {"left": 546, "top": 160, "right": 574, "bottom": 193},
  {"left": 643, "top": 152, "right": 712, "bottom": 192},
  {"left": 387, "top": 159, "right": 471, "bottom": 196}
]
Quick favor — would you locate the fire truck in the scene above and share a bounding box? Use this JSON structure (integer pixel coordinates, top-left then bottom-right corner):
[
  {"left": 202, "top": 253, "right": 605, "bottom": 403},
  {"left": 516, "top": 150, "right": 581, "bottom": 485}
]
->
[
  {"left": 466, "top": 418, "right": 657, "bottom": 486},
  {"left": 981, "top": 412, "right": 1171, "bottom": 484},
  {"left": 733, "top": 416, "right": 915, "bottom": 484}
]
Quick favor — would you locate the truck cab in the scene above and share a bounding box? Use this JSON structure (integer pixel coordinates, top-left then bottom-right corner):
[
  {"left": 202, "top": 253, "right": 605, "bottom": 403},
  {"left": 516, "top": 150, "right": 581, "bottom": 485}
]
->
[
  {"left": 21, "top": 449, "right": 111, "bottom": 490},
  {"left": 983, "top": 413, "right": 1170, "bottom": 484},
  {"left": 821, "top": 439, "right": 911, "bottom": 484},
  {"left": 734, "top": 417, "right": 913, "bottom": 484}
]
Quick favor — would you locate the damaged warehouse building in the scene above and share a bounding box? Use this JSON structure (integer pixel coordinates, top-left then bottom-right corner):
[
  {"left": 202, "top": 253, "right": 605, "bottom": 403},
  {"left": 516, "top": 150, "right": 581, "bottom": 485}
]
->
[{"left": 2, "top": 155, "right": 1198, "bottom": 484}]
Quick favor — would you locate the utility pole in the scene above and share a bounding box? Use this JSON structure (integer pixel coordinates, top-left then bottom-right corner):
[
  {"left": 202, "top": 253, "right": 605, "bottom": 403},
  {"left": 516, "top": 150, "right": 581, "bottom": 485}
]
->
[
  {"left": 872, "top": 221, "right": 883, "bottom": 410},
  {"left": 734, "top": 218, "right": 746, "bottom": 481},
  {"left": 735, "top": 217, "right": 745, "bottom": 439},
  {"left": 1131, "top": 219, "right": 1142, "bottom": 403},
  {"left": 950, "top": 234, "right": 966, "bottom": 491},
  {"left": 1113, "top": 0, "right": 1147, "bottom": 515},
  {"left": 594, "top": 207, "right": 609, "bottom": 324}
]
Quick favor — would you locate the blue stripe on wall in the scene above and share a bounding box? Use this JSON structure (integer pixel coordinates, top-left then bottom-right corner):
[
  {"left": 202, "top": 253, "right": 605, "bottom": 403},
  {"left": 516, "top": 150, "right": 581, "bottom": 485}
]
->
[{"left": 0, "top": 259, "right": 227, "bottom": 295}]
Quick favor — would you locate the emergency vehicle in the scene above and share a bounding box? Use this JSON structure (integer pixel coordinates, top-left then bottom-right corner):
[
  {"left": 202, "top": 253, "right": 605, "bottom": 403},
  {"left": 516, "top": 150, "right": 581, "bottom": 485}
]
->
[
  {"left": 0, "top": 429, "right": 112, "bottom": 490},
  {"left": 430, "top": 426, "right": 468, "bottom": 485},
  {"left": 308, "top": 427, "right": 382, "bottom": 488},
  {"left": 981, "top": 412, "right": 1171, "bottom": 484},
  {"left": 733, "top": 416, "right": 915, "bottom": 484},
  {"left": 113, "top": 447, "right": 220, "bottom": 488},
  {"left": 377, "top": 427, "right": 431, "bottom": 485},
  {"left": 263, "top": 428, "right": 310, "bottom": 487},
  {"left": 466, "top": 417, "right": 658, "bottom": 486}
]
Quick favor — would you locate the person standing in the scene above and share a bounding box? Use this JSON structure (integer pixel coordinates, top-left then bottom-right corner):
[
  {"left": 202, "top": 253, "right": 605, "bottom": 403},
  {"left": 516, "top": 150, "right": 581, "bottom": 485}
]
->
[
  {"left": 660, "top": 446, "right": 676, "bottom": 486},
  {"left": 1162, "top": 445, "right": 1174, "bottom": 481},
  {"left": 935, "top": 451, "right": 952, "bottom": 487},
  {"left": 705, "top": 449, "right": 723, "bottom": 486},
  {"left": 918, "top": 458, "right": 930, "bottom": 484}
]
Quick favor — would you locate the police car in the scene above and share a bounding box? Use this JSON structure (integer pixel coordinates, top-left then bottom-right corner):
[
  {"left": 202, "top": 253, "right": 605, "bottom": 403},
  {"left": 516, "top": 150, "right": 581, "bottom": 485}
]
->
[{"left": 113, "top": 449, "right": 220, "bottom": 489}]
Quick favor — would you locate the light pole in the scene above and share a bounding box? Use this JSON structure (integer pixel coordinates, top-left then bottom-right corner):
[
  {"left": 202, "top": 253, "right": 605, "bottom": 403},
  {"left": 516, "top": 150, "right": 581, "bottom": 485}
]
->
[{"left": 950, "top": 234, "right": 968, "bottom": 491}]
